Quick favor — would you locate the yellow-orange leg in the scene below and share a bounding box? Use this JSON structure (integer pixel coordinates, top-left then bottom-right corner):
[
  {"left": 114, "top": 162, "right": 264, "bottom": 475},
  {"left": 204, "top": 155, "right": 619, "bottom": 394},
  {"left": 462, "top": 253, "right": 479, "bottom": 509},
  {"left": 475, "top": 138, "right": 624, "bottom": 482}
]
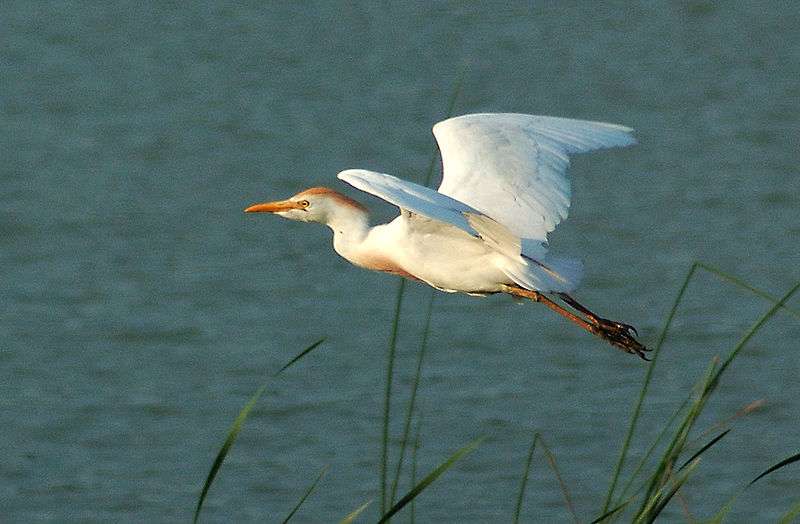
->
[{"left": 502, "top": 285, "right": 650, "bottom": 360}]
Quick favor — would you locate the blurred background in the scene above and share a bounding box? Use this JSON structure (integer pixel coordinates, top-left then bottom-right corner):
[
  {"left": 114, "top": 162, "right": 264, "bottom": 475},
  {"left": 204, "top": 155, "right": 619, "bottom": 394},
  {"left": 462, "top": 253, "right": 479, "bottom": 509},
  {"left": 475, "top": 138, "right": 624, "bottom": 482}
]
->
[{"left": 2, "top": 1, "right": 798, "bottom": 522}]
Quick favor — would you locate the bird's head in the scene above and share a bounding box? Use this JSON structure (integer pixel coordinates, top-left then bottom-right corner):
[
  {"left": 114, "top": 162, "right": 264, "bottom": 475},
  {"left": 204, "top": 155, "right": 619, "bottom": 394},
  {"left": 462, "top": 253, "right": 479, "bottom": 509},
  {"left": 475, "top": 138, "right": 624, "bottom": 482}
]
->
[{"left": 244, "top": 187, "right": 367, "bottom": 225}]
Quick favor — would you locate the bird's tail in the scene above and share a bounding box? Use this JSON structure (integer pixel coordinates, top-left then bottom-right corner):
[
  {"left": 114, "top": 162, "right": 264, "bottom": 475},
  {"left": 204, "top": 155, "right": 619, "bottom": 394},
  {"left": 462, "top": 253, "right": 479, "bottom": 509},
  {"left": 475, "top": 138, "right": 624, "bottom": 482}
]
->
[{"left": 502, "top": 255, "right": 583, "bottom": 293}]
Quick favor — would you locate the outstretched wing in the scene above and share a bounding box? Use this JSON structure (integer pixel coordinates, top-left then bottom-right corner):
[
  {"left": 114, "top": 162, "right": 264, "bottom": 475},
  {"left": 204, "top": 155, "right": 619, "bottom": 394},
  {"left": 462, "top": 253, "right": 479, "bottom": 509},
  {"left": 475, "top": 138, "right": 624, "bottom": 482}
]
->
[
  {"left": 337, "top": 169, "right": 522, "bottom": 261},
  {"left": 434, "top": 113, "right": 636, "bottom": 241}
]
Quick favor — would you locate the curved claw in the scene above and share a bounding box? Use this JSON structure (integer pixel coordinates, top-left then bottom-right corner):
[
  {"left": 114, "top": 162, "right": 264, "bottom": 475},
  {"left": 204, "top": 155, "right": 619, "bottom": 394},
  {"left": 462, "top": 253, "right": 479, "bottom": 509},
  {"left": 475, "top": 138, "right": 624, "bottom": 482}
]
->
[
  {"left": 601, "top": 319, "right": 639, "bottom": 337},
  {"left": 618, "top": 322, "right": 638, "bottom": 337},
  {"left": 593, "top": 320, "right": 649, "bottom": 360}
]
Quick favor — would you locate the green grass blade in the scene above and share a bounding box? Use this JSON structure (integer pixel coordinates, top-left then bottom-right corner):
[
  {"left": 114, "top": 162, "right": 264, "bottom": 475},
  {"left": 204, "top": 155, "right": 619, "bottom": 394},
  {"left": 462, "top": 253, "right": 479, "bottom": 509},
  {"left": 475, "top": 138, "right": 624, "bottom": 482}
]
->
[
  {"left": 616, "top": 394, "right": 692, "bottom": 506},
  {"left": 192, "top": 338, "right": 325, "bottom": 524},
  {"left": 622, "top": 358, "right": 717, "bottom": 521},
  {"left": 696, "top": 262, "right": 800, "bottom": 321},
  {"left": 640, "top": 357, "right": 718, "bottom": 507},
  {"left": 634, "top": 281, "right": 799, "bottom": 520},
  {"left": 692, "top": 398, "right": 763, "bottom": 446},
  {"left": 410, "top": 407, "right": 424, "bottom": 524},
  {"left": 380, "top": 278, "right": 406, "bottom": 514},
  {"left": 697, "top": 434, "right": 783, "bottom": 524},
  {"left": 639, "top": 401, "right": 760, "bottom": 522},
  {"left": 679, "top": 429, "right": 731, "bottom": 471},
  {"left": 384, "top": 73, "right": 463, "bottom": 511},
  {"left": 389, "top": 293, "right": 435, "bottom": 500},
  {"left": 601, "top": 262, "right": 699, "bottom": 513},
  {"left": 512, "top": 431, "right": 539, "bottom": 524},
  {"left": 339, "top": 500, "right": 372, "bottom": 524},
  {"left": 193, "top": 383, "right": 268, "bottom": 524},
  {"left": 707, "top": 281, "right": 800, "bottom": 395},
  {"left": 749, "top": 452, "right": 800, "bottom": 485},
  {"left": 377, "top": 437, "right": 484, "bottom": 523},
  {"left": 281, "top": 465, "right": 329, "bottom": 523},
  {"left": 276, "top": 339, "right": 326, "bottom": 375},
  {"left": 389, "top": 292, "right": 435, "bottom": 506},
  {"left": 604, "top": 267, "right": 800, "bottom": 517},
  {"left": 637, "top": 459, "right": 700, "bottom": 524},
  {"left": 778, "top": 500, "right": 800, "bottom": 524},
  {"left": 591, "top": 495, "right": 635, "bottom": 524},
  {"left": 704, "top": 493, "right": 738, "bottom": 524},
  {"left": 539, "top": 436, "right": 579, "bottom": 523}
]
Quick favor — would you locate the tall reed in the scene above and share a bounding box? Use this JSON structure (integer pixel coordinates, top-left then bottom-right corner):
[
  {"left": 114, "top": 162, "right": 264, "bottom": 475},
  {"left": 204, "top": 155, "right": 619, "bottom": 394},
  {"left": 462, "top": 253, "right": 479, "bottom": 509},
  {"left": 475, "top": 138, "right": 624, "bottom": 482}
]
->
[{"left": 379, "top": 69, "right": 465, "bottom": 515}]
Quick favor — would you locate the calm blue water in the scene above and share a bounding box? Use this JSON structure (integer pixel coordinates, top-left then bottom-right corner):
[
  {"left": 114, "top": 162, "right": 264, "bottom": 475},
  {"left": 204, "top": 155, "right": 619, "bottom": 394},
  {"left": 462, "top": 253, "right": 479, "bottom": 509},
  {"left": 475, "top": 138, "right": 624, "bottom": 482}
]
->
[{"left": 2, "top": 2, "right": 799, "bottom": 522}]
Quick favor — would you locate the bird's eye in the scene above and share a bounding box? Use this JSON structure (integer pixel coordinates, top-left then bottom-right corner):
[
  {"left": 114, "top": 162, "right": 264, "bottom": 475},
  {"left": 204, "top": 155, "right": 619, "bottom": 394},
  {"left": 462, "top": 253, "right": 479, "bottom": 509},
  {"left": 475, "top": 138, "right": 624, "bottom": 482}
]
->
[{"left": 298, "top": 200, "right": 310, "bottom": 208}]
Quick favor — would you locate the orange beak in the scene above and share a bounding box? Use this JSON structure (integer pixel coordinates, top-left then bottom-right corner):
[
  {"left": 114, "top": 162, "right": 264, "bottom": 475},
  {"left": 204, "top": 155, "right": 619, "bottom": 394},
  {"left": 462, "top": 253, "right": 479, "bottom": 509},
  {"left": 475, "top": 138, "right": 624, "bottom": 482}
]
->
[{"left": 244, "top": 200, "right": 304, "bottom": 213}]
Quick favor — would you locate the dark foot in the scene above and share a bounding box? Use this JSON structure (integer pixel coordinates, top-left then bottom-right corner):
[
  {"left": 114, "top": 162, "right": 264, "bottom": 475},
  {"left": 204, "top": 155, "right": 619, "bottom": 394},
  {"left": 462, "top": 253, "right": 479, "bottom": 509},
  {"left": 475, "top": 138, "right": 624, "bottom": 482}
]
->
[
  {"left": 592, "top": 318, "right": 650, "bottom": 360},
  {"left": 600, "top": 319, "right": 638, "bottom": 337}
]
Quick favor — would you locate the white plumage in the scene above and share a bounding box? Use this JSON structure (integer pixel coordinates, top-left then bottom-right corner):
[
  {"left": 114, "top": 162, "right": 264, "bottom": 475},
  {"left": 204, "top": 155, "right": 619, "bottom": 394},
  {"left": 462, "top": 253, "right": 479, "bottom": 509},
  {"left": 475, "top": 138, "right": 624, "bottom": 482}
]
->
[
  {"left": 434, "top": 113, "right": 635, "bottom": 239},
  {"left": 334, "top": 113, "right": 635, "bottom": 294},
  {"left": 245, "top": 113, "right": 649, "bottom": 358}
]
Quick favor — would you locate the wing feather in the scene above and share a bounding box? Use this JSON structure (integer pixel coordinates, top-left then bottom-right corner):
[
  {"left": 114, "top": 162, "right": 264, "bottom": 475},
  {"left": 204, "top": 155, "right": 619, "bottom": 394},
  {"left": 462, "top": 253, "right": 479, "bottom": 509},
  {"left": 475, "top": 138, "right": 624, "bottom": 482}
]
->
[
  {"left": 433, "top": 113, "right": 636, "bottom": 241},
  {"left": 337, "top": 169, "right": 522, "bottom": 260},
  {"left": 337, "top": 169, "right": 474, "bottom": 234}
]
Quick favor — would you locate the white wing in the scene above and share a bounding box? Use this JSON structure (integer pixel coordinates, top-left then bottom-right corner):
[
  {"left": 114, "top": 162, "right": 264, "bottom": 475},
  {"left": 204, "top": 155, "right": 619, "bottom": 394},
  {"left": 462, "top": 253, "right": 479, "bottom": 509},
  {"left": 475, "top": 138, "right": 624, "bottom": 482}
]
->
[
  {"left": 434, "top": 113, "right": 636, "bottom": 241},
  {"left": 337, "top": 169, "right": 522, "bottom": 260},
  {"left": 338, "top": 169, "right": 474, "bottom": 232}
]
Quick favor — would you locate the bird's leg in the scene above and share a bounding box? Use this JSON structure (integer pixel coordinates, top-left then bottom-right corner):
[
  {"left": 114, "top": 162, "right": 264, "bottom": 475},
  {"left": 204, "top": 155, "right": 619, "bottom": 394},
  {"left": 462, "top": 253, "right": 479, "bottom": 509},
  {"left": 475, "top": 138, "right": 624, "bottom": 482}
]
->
[
  {"left": 502, "top": 285, "right": 598, "bottom": 332},
  {"left": 557, "top": 293, "right": 639, "bottom": 336},
  {"left": 501, "top": 285, "right": 649, "bottom": 360}
]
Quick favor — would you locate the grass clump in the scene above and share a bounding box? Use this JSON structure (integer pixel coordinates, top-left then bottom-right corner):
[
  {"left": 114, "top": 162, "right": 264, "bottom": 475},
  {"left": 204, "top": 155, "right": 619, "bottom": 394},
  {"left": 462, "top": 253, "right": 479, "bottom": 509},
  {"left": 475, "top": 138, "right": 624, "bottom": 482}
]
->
[
  {"left": 594, "top": 264, "right": 800, "bottom": 522},
  {"left": 193, "top": 261, "right": 799, "bottom": 522}
]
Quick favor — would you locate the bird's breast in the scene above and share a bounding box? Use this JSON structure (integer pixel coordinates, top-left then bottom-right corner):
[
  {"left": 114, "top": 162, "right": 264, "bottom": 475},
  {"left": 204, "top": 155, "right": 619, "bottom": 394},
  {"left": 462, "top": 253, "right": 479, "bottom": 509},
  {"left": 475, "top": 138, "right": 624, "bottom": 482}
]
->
[
  {"left": 334, "top": 217, "right": 510, "bottom": 293},
  {"left": 347, "top": 253, "right": 421, "bottom": 281}
]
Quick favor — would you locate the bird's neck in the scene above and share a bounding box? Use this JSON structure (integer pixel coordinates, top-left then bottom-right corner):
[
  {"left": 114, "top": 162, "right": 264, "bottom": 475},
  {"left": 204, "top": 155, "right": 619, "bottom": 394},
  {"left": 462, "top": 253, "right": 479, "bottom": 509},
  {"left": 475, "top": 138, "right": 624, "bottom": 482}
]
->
[{"left": 326, "top": 207, "right": 371, "bottom": 259}]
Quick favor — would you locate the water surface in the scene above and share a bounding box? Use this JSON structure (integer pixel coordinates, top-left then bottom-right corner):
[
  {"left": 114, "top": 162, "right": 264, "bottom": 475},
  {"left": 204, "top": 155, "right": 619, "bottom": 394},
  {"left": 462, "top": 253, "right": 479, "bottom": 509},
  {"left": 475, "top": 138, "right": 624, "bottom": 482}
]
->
[{"left": 2, "top": 2, "right": 799, "bottom": 522}]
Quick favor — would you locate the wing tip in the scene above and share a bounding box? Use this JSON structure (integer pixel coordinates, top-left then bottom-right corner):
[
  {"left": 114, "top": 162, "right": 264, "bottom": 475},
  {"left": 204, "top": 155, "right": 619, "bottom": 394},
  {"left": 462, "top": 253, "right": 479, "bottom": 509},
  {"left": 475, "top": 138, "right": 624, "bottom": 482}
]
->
[
  {"left": 434, "top": 113, "right": 637, "bottom": 149},
  {"left": 338, "top": 168, "right": 381, "bottom": 187},
  {"left": 612, "top": 128, "right": 637, "bottom": 147},
  {"left": 336, "top": 168, "right": 359, "bottom": 182}
]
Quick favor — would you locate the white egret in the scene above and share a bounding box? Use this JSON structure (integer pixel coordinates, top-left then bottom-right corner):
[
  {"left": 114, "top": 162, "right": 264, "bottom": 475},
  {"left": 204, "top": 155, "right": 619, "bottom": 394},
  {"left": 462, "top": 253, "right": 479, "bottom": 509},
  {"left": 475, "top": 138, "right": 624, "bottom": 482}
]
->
[{"left": 245, "top": 113, "right": 648, "bottom": 358}]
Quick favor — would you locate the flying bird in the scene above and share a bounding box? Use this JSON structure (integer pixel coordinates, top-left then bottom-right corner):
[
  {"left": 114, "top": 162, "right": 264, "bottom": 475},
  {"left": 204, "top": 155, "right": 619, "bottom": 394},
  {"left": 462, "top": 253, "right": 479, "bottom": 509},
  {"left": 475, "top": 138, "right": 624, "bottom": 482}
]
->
[{"left": 245, "top": 113, "right": 648, "bottom": 359}]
